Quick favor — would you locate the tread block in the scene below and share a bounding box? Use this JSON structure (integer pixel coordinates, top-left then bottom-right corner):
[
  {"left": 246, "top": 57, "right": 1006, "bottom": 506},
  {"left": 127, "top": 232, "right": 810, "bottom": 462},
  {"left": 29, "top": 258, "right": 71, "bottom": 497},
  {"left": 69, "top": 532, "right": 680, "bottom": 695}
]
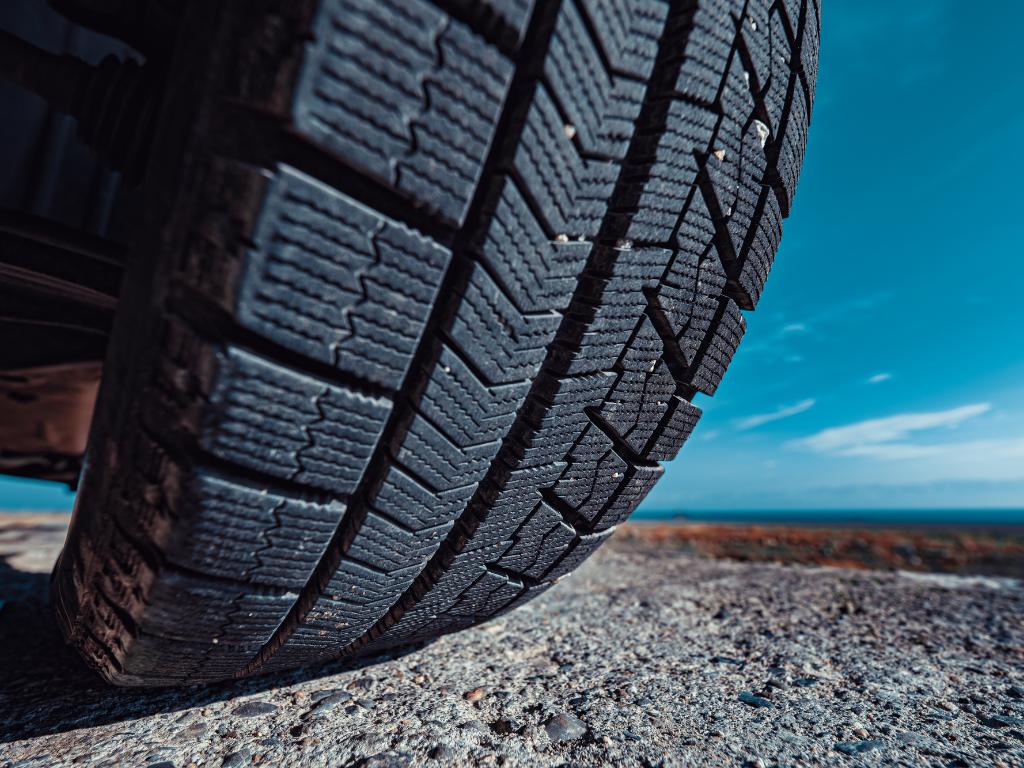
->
[
  {"left": 513, "top": 84, "right": 615, "bottom": 237},
  {"left": 616, "top": 104, "right": 718, "bottom": 244},
  {"left": 395, "top": 413, "right": 502, "bottom": 493},
  {"left": 202, "top": 346, "right": 392, "bottom": 496},
  {"left": 479, "top": 176, "right": 589, "bottom": 313},
  {"left": 448, "top": 264, "right": 562, "bottom": 385},
  {"left": 293, "top": 0, "right": 513, "bottom": 224},
  {"left": 558, "top": 247, "right": 672, "bottom": 375},
  {"left": 690, "top": 298, "right": 745, "bottom": 395},
  {"left": 374, "top": 539, "right": 509, "bottom": 644},
  {"left": 269, "top": 594, "right": 397, "bottom": 665},
  {"left": 496, "top": 501, "right": 576, "bottom": 580},
  {"left": 579, "top": 0, "right": 668, "bottom": 78},
  {"left": 170, "top": 471, "right": 343, "bottom": 590},
  {"left": 322, "top": 559, "right": 421, "bottom": 607},
  {"left": 236, "top": 165, "right": 450, "bottom": 389},
  {"left": 373, "top": 465, "right": 476, "bottom": 531},
  {"left": 672, "top": 0, "right": 736, "bottom": 106},
  {"left": 514, "top": 372, "right": 615, "bottom": 469},
  {"left": 124, "top": 573, "right": 297, "bottom": 680},
  {"left": 445, "top": 568, "right": 524, "bottom": 619},
  {"left": 545, "top": 0, "right": 646, "bottom": 160},
  {"left": 647, "top": 396, "right": 701, "bottom": 461},
  {"left": 549, "top": 422, "right": 629, "bottom": 524},
  {"left": 139, "top": 573, "right": 295, "bottom": 647},
  {"left": 420, "top": 345, "right": 530, "bottom": 446},
  {"left": 652, "top": 250, "right": 728, "bottom": 368},
  {"left": 589, "top": 463, "right": 663, "bottom": 529},
  {"left": 598, "top": 317, "right": 677, "bottom": 456},
  {"left": 347, "top": 511, "right": 451, "bottom": 574},
  {"left": 543, "top": 528, "right": 615, "bottom": 581}
]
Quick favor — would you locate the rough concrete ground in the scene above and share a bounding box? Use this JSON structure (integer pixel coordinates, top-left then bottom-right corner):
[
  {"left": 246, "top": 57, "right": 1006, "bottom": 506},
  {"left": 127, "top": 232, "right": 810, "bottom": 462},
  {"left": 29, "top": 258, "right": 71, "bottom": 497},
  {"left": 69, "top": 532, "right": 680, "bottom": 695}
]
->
[{"left": 1, "top": 516, "right": 1022, "bottom": 767}]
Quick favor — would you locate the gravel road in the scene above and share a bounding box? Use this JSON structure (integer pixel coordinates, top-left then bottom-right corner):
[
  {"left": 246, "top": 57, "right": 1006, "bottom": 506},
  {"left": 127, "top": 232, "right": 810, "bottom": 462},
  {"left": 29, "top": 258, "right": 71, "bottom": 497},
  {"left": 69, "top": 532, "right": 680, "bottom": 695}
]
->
[{"left": 1, "top": 516, "right": 1022, "bottom": 767}]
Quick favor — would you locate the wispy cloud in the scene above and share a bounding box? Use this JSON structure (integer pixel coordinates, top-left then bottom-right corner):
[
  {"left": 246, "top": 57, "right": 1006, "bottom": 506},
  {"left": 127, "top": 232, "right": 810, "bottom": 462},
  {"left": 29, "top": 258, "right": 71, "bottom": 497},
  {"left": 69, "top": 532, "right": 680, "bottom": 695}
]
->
[
  {"left": 790, "top": 403, "right": 991, "bottom": 455},
  {"left": 782, "top": 323, "right": 807, "bottom": 333},
  {"left": 867, "top": 372, "right": 892, "bottom": 384},
  {"left": 735, "top": 398, "right": 816, "bottom": 430}
]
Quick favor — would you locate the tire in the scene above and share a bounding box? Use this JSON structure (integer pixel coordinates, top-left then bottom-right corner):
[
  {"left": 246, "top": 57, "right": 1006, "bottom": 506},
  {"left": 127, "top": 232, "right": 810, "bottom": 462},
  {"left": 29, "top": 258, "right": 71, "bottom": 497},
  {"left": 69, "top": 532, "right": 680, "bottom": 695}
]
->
[{"left": 53, "top": 0, "right": 819, "bottom": 685}]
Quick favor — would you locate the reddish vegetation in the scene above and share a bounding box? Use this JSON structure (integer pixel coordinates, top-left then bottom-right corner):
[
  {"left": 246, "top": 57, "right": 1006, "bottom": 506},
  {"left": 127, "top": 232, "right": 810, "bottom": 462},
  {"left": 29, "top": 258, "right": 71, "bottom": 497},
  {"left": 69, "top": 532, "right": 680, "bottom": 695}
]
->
[{"left": 617, "top": 522, "right": 1024, "bottom": 577}]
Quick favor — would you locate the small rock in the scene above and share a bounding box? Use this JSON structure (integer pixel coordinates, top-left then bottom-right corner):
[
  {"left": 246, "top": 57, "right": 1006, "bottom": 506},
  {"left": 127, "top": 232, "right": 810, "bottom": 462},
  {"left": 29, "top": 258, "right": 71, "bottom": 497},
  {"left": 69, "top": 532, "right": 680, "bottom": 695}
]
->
[
  {"left": 489, "top": 718, "right": 524, "bottom": 735},
  {"left": 301, "top": 691, "right": 353, "bottom": 719},
  {"left": 352, "top": 752, "right": 412, "bottom": 768},
  {"left": 222, "top": 749, "right": 251, "bottom": 768},
  {"left": 231, "top": 701, "right": 278, "bottom": 717},
  {"left": 738, "top": 691, "right": 773, "bottom": 709},
  {"left": 310, "top": 689, "right": 348, "bottom": 705},
  {"left": 711, "top": 655, "right": 743, "bottom": 666},
  {"left": 896, "top": 731, "right": 938, "bottom": 750},
  {"left": 1006, "top": 685, "right": 1024, "bottom": 700},
  {"left": 463, "top": 687, "right": 486, "bottom": 703},
  {"left": 978, "top": 713, "right": 1024, "bottom": 728},
  {"left": 429, "top": 745, "right": 455, "bottom": 761},
  {"left": 348, "top": 676, "right": 375, "bottom": 692},
  {"left": 835, "top": 739, "right": 884, "bottom": 755},
  {"left": 753, "top": 120, "right": 770, "bottom": 149},
  {"left": 793, "top": 677, "right": 818, "bottom": 687},
  {"left": 544, "top": 712, "right": 587, "bottom": 742}
]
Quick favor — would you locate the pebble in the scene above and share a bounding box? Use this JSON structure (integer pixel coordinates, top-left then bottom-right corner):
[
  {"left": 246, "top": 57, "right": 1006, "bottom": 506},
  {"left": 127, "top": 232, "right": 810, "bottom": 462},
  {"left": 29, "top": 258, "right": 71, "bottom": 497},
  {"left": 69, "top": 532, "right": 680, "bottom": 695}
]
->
[
  {"left": 896, "top": 732, "right": 938, "bottom": 750},
  {"left": 463, "top": 687, "right": 486, "bottom": 703},
  {"left": 978, "top": 713, "right": 1024, "bottom": 728},
  {"left": 429, "top": 745, "right": 455, "bottom": 761},
  {"left": 834, "top": 739, "right": 884, "bottom": 755},
  {"left": 231, "top": 702, "right": 278, "bottom": 718},
  {"left": 490, "top": 718, "right": 524, "bottom": 735},
  {"left": 544, "top": 712, "right": 587, "bottom": 742},
  {"left": 302, "top": 691, "right": 353, "bottom": 719},
  {"left": 352, "top": 752, "right": 412, "bottom": 768},
  {"left": 222, "top": 749, "right": 251, "bottom": 767},
  {"left": 711, "top": 655, "right": 743, "bottom": 666},
  {"left": 738, "top": 692, "right": 773, "bottom": 709}
]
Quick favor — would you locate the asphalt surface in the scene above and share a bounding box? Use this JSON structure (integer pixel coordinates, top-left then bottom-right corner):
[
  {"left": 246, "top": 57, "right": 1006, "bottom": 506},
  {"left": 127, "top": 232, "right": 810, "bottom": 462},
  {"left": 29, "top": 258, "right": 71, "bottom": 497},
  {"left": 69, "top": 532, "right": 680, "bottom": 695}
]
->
[{"left": 1, "top": 516, "right": 1022, "bottom": 767}]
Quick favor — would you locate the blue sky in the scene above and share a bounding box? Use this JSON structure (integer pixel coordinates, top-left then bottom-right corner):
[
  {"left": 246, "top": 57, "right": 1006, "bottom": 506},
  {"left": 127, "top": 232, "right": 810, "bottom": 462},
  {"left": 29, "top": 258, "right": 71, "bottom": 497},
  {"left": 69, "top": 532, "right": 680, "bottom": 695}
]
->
[{"left": 1, "top": 0, "right": 1022, "bottom": 515}]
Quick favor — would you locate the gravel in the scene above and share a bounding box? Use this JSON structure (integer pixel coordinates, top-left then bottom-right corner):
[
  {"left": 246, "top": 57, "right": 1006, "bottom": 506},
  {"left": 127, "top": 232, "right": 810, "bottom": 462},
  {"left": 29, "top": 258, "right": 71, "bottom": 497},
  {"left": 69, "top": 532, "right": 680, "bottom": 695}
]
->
[{"left": 1, "top": 516, "right": 1022, "bottom": 766}]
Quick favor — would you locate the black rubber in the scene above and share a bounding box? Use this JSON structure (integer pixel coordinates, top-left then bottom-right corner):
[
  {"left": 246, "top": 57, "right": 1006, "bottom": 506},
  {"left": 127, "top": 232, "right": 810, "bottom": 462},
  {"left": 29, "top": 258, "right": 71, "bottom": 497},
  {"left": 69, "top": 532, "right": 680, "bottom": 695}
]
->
[{"left": 53, "top": 0, "right": 819, "bottom": 685}]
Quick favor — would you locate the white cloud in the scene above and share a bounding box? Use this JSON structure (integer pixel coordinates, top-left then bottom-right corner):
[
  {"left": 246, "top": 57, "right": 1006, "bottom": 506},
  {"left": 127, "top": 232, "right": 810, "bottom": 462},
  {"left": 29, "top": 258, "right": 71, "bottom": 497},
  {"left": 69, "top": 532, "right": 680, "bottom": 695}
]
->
[
  {"left": 867, "top": 372, "right": 892, "bottom": 384},
  {"left": 790, "top": 403, "right": 991, "bottom": 455},
  {"left": 782, "top": 323, "right": 807, "bottom": 333},
  {"left": 735, "top": 398, "right": 816, "bottom": 430}
]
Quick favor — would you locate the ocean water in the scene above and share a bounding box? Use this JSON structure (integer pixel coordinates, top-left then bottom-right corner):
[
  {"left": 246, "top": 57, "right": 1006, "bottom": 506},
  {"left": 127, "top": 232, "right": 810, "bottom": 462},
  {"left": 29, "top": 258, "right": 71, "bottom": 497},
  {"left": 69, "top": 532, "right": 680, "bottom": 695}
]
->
[{"left": 634, "top": 508, "right": 1024, "bottom": 526}]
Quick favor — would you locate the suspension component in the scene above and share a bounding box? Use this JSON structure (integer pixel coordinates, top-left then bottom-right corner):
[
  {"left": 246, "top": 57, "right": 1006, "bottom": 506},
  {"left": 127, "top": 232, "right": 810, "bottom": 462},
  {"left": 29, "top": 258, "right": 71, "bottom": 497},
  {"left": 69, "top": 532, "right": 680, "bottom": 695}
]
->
[
  {"left": 48, "top": 0, "right": 183, "bottom": 61},
  {"left": 0, "top": 28, "right": 160, "bottom": 184}
]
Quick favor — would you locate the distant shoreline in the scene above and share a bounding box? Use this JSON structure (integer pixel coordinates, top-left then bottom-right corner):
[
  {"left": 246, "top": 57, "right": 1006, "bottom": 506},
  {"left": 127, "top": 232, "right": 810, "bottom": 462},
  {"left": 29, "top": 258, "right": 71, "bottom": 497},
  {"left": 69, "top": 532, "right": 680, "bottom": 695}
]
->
[{"left": 636, "top": 508, "right": 1024, "bottom": 528}]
